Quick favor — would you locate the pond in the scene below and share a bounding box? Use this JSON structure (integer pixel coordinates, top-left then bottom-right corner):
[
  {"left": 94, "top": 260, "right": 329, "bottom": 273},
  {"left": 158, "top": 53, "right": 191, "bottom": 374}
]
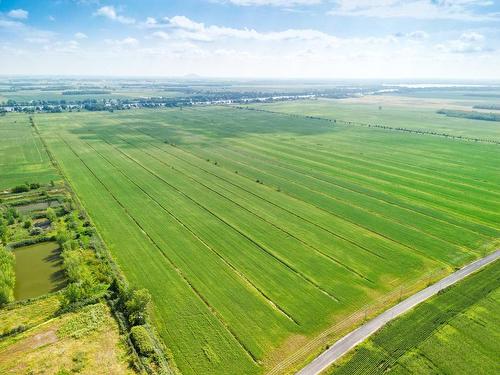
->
[
  {"left": 16, "top": 200, "right": 61, "bottom": 214},
  {"left": 13, "top": 241, "right": 66, "bottom": 300}
]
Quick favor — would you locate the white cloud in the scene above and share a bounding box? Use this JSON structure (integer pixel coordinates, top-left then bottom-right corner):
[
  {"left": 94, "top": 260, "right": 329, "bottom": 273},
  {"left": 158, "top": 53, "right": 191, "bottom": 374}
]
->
[
  {"left": 94, "top": 6, "right": 135, "bottom": 24},
  {"left": 24, "top": 37, "right": 51, "bottom": 44},
  {"left": 105, "top": 37, "right": 139, "bottom": 47},
  {"left": 74, "top": 32, "right": 88, "bottom": 39},
  {"left": 8, "top": 9, "right": 28, "bottom": 19},
  {"left": 0, "top": 18, "right": 25, "bottom": 30},
  {"left": 328, "top": 0, "right": 499, "bottom": 21},
  {"left": 43, "top": 40, "right": 80, "bottom": 54},
  {"left": 222, "top": 0, "right": 322, "bottom": 6},
  {"left": 151, "top": 31, "right": 170, "bottom": 40},
  {"left": 460, "top": 31, "right": 484, "bottom": 42},
  {"left": 407, "top": 30, "right": 429, "bottom": 40},
  {"left": 161, "top": 15, "right": 339, "bottom": 43},
  {"left": 436, "top": 32, "right": 488, "bottom": 53}
]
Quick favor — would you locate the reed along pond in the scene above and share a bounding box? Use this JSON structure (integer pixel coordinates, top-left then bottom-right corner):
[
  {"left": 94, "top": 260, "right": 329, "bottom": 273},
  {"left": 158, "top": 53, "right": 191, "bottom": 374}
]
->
[{"left": 13, "top": 241, "right": 66, "bottom": 300}]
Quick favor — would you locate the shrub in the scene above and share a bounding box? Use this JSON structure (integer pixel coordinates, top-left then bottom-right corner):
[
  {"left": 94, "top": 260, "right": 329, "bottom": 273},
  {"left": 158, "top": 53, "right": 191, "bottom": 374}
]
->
[
  {"left": 130, "top": 325, "right": 155, "bottom": 356},
  {"left": 125, "top": 288, "right": 151, "bottom": 326},
  {"left": 11, "top": 185, "right": 29, "bottom": 194},
  {"left": 23, "top": 218, "right": 33, "bottom": 229},
  {"left": 46, "top": 207, "right": 57, "bottom": 223},
  {"left": 0, "top": 245, "right": 15, "bottom": 306},
  {"left": 30, "top": 227, "right": 43, "bottom": 236}
]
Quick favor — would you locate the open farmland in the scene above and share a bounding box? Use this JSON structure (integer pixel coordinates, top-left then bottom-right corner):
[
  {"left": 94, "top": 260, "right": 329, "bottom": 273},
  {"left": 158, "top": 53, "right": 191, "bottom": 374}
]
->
[
  {"left": 329, "top": 259, "right": 500, "bottom": 374},
  {"left": 248, "top": 98, "right": 500, "bottom": 143},
  {"left": 0, "top": 114, "right": 59, "bottom": 190},
  {"left": 25, "top": 106, "right": 500, "bottom": 374}
]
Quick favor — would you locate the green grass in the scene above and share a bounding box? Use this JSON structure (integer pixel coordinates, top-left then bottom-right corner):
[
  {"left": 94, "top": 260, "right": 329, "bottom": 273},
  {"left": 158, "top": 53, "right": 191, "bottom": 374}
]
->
[
  {"left": 1, "top": 100, "right": 498, "bottom": 374},
  {"left": 0, "top": 301, "right": 134, "bottom": 374},
  {"left": 329, "top": 260, "right": 500, "bottom": 375},
  {"left": 17, "top": 105, "right": 498, "bottom": 374},
  {"left": 0, "top": 89, "right": 185, "bottom": 103},
  {"left": 248, "top": 99, "right": 500, "bottom": 142},
  {"left": 0, "top": 114, "right": 58, "bottom": 190}
]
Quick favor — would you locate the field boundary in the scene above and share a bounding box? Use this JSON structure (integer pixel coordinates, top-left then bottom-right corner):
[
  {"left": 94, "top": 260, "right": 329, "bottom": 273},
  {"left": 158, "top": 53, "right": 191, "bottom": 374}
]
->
[
  {"left": 295, "top": 249, "right": 500, "bottom": 375},
  {"left": 30, "top": 117, "right": 176, "bottom": 374},
  {"left": 232, "top": 105, "right": 500, "bottom": 145}
]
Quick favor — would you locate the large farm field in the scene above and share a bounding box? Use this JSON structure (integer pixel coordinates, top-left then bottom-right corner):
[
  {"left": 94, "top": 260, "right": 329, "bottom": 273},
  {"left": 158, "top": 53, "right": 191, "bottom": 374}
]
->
[
  {"left": 0, "top": 114, "right": 59, "bottom": 190},
  {"left": 23, "top": 105, "right": 500, "bottom": 374},
  {"left": 330, "top": 259, "right": 500, "bottom": 374},
  {"left": 248, "top": 98, "right": 500, "bottom": 142}
]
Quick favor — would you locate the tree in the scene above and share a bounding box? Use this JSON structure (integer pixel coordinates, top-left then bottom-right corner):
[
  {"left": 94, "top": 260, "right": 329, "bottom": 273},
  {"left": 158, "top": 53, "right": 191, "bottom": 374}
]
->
[
  {"left": 125, "top": 288, "right": 151, "bottom": 325},
  {"left": 0, "top": 245, "right": 15, "bottom": 306},
  {"left": 0, "top": 219, "right": 8, "bottom": 244},
  {"left": 46, "top": 207, "right": 57, "bottom": 223}
]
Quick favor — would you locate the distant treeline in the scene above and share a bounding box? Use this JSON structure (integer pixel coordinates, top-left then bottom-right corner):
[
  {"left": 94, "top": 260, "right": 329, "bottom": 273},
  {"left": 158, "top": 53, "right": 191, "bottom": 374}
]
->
[
  {"left": 436, "top": 109, "right": 500, "bottom": 122},
  {"left": 62, "top": 90, "right": 112, "bottom": 95},
  {"left": 473, "top": 104, "right": 500, "bottom": 110}
]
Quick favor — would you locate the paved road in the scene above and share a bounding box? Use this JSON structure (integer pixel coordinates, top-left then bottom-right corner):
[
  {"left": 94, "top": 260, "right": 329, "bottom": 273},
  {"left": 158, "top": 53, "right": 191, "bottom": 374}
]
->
[{"left": 297, "top": 250, "right": 500, "bottom": 375}]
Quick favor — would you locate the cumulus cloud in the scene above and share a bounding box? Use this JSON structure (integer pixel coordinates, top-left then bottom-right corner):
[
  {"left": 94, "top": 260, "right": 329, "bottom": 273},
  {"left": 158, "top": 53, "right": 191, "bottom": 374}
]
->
[
  {"left": 407, "top": 30, "right": 429, "bottom": 40},
  {"left": 328, "top": 0, "right": 499, "bottom": 21},
  {"left": 94, "top": 6, "right": 135, "bottom": 24},
  {"left": 436, "top": 32, "right": 488, "bottom": 53},
  {"left": 221, "top": 0, "right": 322, "bottom": 6},
  {"left": 158, "top": 15, "right": 339, "bottom": 43},
  {"left": 8, "top": 9, "right": 28, "bottom": 19},
  {"left": 105, "top": 37, "right": 139, "bottom": 47},
  {"left": 74, "top": 32, "right": 88, "bottom": 39}
]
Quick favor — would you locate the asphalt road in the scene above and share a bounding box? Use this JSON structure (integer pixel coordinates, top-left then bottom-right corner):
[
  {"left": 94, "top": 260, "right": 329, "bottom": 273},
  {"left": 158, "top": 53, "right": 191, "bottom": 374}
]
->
[{"left": 297, "top": 250, "right": 500, "bottom": 375}]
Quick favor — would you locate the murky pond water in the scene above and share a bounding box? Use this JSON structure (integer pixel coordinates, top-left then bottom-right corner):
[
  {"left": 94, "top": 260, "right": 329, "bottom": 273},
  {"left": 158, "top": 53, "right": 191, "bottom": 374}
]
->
[{"left": 13, "top": 241, "right": 66, "bottom": 300}]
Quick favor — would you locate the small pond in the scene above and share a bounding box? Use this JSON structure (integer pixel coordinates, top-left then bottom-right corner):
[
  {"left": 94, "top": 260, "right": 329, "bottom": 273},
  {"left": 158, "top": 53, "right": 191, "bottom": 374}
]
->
[
  {"left": 16, "top": 200, "right": 61, "bottom": 214},
  {"left": 13, "top": 241, "right": 66, "bottom": 300}
]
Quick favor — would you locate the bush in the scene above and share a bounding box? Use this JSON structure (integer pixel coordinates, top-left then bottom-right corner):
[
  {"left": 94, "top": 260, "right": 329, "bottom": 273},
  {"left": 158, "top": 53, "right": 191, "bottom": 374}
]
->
[
  {"left": 23, "top": 218, "right": 33, "bottom": 229},
  {"left": 11, "top": 185, "right": 29, "bottom": 194},
  {"left": 130, "top": 325, "right": 155, "bottom": 356},
  {"left": 0, "top": 245, "right": 15, "bottom": 306},
  {"left": 30, "top": 227, "right": 43, "bottom": 236},
  {"left": 46, "top": 207, "right": 57, "bottom": 223},
  {"left": 125, "top": 288, "right": 151, "bottom": 326}
]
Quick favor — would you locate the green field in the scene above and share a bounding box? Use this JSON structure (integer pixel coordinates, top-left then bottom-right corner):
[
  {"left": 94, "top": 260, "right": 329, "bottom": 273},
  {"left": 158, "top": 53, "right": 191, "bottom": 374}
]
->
[
  {"left": 7, "top": 104, "right": 493, "bottom": 374},
  {"left": 330, "top": 260, "right": 500, "bottom": 374},
  {"left": 0, "top": 114, "right": 59, "bottom": 190},
  {"left": 0, "top": 89, "right": 185, "bottom": 103},
  {"left": 249, "top": 98, "right": 500, "bottom": 142}
]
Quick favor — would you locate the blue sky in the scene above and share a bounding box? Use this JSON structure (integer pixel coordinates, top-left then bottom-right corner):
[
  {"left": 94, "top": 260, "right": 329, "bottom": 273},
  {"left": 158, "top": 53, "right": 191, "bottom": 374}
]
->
[{"left": 1, "top": 0, "right": 499, "bottom": 78}]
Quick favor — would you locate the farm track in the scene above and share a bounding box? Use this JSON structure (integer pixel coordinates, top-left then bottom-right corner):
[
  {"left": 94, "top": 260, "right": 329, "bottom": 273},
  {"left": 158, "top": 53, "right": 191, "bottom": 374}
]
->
[
  {"left": 297, "top": 249, "right": 500, "bottom": 375},
  {"left": 58, "top": 135, "right": 262, "bottom": 365}
]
